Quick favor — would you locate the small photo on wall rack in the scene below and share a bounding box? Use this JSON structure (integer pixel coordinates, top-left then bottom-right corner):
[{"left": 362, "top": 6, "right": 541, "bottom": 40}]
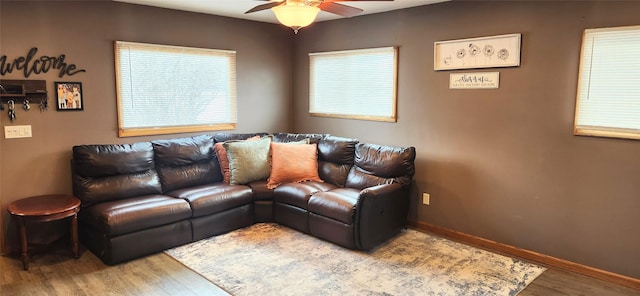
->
[{"left": 55, "top": 82, "right": 83, "bottom": 111}]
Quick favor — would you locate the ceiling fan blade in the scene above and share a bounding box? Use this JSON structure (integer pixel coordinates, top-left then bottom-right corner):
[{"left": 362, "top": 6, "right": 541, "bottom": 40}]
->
[
  {"left": 245, "top": 1, "right": 284, "bottom": 14},
  {"left": 323, "top": 0, "right": 394, "bottom": 2},
  {"left": 319, "top": 2, "right": 364, "bottom": 17}
]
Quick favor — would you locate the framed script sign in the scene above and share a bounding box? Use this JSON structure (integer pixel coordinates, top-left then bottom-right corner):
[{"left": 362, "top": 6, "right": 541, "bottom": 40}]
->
[{"left": 449, "top": 72, "right": 499, "bottom": 89}]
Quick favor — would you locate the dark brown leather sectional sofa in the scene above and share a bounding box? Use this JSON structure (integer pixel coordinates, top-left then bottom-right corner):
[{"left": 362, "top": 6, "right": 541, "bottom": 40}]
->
[{"left": 71, "top": 132, "right": 416, "bottom": 265}]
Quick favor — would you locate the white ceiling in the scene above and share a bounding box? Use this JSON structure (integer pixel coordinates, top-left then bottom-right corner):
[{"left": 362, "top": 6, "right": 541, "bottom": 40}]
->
[{"left": 114, "top": 0, "right": 448, "bottom": 24}]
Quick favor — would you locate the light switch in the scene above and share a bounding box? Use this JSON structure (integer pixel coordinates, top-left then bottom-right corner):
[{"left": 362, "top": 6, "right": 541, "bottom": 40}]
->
[{"left": 4, "top": 125, "right": 32, "bottom": 139}]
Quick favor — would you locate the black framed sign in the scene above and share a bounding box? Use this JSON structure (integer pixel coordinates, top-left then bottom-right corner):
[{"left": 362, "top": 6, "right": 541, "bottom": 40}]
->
[{"left": 55, "top": 82, "right": 83, "bottom": 111}]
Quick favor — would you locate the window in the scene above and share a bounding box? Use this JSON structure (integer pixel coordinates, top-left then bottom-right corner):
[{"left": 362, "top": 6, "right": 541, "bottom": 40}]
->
[
  {"left": 115, "top": 41, "right": 236, "bottom": 137},
  {"left": 574, "top": 25, "right": 640, "bottom": 140},
  {"left": 309, "top": 47, "right": 398, "bottom": 122}
]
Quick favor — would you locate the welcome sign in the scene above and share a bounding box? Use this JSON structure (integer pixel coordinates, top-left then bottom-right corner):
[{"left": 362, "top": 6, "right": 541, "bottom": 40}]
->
[{"left": 0, "top": 47, "right": 86, "bottom": 78}]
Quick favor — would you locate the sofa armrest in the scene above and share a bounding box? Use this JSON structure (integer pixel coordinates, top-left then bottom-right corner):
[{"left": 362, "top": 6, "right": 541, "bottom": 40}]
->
[{"left": 354, "top": 183, "right": 410, "bottom": 250}]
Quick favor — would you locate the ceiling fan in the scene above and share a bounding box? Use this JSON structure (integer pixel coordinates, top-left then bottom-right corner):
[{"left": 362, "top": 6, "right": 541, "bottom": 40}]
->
[{"left": 245, "top": 0, "right": 393, "bottom": 33}]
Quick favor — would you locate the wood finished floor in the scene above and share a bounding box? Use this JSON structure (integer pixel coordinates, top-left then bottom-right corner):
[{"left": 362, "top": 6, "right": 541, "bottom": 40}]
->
[
  {"left": 1, "top": 244, "right": 638, "bottom": 296},
  {"left": 0, "top": 246, "right": 229, "bottom": 296}
]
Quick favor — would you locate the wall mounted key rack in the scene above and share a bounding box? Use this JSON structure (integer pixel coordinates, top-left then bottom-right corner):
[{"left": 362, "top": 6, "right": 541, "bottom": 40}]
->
[{"left": 0, "top": 79, "right": 48, "bottom": 120}]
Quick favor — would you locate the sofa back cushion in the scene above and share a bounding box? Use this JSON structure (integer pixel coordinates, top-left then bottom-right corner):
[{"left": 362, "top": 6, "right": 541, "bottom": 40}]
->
[
  {"left": 72, "top": 142, "right": 162, "bottom": 207},
  {"left": 152, "top": 135, "right": 221, "bottom": 192},
  {"left": 273, "top": 133, "right": 326, "bottom": 145},
  {"left": 317, "top": 136, "right": 358, "bottom": 187},
  {"left": 214, "top": 132, "right": 269, "bottom": 143},
  {"left": 345, "top": 143, "right": 416, "bottom": 190}
]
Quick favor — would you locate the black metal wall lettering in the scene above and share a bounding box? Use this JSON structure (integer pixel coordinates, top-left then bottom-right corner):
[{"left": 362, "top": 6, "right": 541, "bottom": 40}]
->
[{"left": 0, "top": 47, "right": 87, "bottom": 78}]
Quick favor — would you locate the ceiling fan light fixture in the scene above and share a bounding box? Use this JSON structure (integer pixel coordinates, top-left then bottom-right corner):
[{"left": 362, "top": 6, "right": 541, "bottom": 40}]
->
[{"left": 272, "top": 3, "right": 320, "bottom": 34}]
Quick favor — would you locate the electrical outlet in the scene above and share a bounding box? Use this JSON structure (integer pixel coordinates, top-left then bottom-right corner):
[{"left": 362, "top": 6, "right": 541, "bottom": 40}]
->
[
  {"left": 4, "top": 125, "right": 32, "bottom": 139},
  {"left": 422, "top": 193, "right": 430, "bottom": 205}
]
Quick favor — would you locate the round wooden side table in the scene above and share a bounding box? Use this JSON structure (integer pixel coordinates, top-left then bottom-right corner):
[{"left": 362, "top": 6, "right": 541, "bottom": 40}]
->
[{"left": 7, "top": 194, "right": 81, "bottom": 270}]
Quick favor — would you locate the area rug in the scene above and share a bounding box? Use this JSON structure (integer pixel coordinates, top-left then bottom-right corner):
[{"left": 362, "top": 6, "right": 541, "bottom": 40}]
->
[{"left": 165, "top": 223, "right": 545, "bottom": 296}]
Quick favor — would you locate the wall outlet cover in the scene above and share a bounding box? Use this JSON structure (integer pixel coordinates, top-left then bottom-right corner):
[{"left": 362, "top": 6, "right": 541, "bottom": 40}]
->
[{"left": 422, "top": 193, "right": 430, "bottom": 205}]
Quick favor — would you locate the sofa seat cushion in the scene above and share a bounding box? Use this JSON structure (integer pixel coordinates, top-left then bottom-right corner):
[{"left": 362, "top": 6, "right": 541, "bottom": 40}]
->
[
  {"left": 273, "top": 183, "right": 321, "bottom": 209},
  {"left": 166, "top": 183, "right": 253, "bottom": 218},
  {"left": 79, "top": 195, "right": 191, "bottom": 236},
  {"left": 308, "top": 188, "right": 360, "bottom": 225},
  {"left": 302, "top": 181, "right": 338, "bottom": 192}
]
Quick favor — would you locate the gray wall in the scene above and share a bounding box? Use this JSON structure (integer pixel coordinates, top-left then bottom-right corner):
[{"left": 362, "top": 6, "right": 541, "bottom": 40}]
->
[
  {"left": 0, "top": 1, "right": 292, "bottom": 249},
  {"left": 292, "top": 1, "right": 640, "bottom": 278}
]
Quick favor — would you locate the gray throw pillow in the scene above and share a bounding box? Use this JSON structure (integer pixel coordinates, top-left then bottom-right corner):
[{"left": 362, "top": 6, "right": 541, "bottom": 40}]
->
[{"left": 224, "top": 136, "right": 272, "bottom": 185}]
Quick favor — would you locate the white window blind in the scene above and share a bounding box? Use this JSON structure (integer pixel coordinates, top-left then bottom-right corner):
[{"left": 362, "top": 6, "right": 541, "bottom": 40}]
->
[
  {"left": 115, "top": 41, "right": 236, "bottom": 137},
  {"left": 574, "top": 25, "right": 640, "bottom": 140},
  {"left": 309, "top": 47, "right": 398, "bottom": 122}
]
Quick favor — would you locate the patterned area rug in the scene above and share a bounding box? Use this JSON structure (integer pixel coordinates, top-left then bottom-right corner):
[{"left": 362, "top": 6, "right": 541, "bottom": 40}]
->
[{"left": 165, "top": 223, "right": 545, "bottom": 296}]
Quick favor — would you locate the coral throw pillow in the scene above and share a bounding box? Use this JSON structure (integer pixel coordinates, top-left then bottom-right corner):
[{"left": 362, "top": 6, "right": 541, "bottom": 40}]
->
[
  {"left": 214, "top": 136, "right": 260, "bottom": 183},
  {"left": 267, "top": 142, "right": 323, "bottom": 189}
]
